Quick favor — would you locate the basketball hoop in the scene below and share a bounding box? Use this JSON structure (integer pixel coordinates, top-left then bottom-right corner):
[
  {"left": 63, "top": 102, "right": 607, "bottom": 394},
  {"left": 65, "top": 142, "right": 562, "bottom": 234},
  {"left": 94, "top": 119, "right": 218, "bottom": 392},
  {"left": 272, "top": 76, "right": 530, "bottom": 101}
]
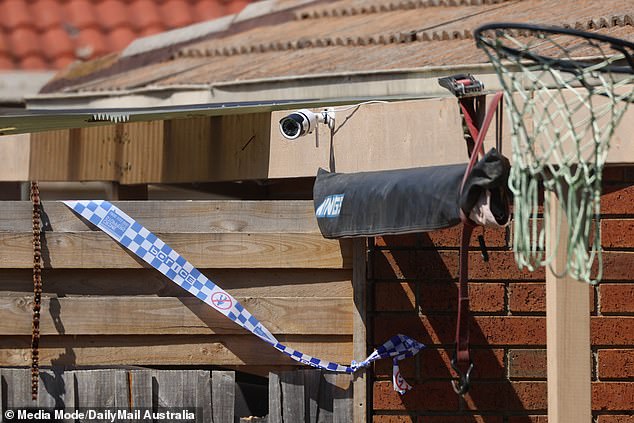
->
[{"left": 474, "top": 23, "right": 634, "bottom": 283}]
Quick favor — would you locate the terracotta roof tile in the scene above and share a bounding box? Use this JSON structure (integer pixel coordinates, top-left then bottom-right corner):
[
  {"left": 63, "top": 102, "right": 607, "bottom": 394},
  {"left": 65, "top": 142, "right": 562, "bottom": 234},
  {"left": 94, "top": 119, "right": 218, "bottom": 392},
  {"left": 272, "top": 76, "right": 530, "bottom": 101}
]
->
[
  {"left": 161, "top": 0, "right": 196, "bottom": 29},
  {"left": 108, "top": 27, "right": 138, "bottom": 51},
  {"left": 0, "top": 56, "right": 14, "bottom": 69},
  {"left": 42, "top": 0, "right": 634, "bottom": 95},
  {"left": 130, "top": 0, "right": 164, "bottom": 31},
  {"left": 76, "top": 27, "right": 110, "bottom": 58},
  {"left": 41, "top": 27, "right": 75, "bottom": 60},
  {"left": 194, "top": 0, "right": 228, "bottom": 20},
  {"left": 225, "top": 0, "right": 252, "bottom": 14},
  {"left": 32, "top": 0, "right": 63, "bottom": 30},
  {"left": 53, "top": 54, "right": 76, "bottom": 70},
  {"left": 0, "top": 32, "right": 9, "bottom": 55},
  {"left": 0, "top": 0, "right": 252, "bottom": 70},
  {"left": 19, "top": 55, "right": 48, "bottom": 70},
  {"left": 1, "top": 0, "right": 31, "bottom": 30},
  {"left": 66, "top": 0, "right": 100, "bottom": 30},
  {"left": 96, "top": 0, "right": 132, "bottom": 30},
  {"left": 9, "top": 27, "right": 40, "bottom": 58}
]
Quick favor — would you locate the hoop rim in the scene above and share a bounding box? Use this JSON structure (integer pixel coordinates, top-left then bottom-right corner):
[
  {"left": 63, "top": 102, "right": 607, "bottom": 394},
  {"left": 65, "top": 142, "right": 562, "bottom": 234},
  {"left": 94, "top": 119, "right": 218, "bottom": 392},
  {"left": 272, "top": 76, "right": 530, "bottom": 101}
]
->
[{"left": 474, "top": 22, "right": 634, "bottom": 74}]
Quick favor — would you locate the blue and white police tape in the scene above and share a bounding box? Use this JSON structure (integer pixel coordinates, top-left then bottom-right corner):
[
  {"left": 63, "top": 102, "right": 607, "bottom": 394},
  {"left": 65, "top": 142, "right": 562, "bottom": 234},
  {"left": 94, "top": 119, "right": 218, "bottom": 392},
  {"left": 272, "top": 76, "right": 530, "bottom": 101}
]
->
[{"left": 63, "top": 200, "right": 425, "bottom": 394}]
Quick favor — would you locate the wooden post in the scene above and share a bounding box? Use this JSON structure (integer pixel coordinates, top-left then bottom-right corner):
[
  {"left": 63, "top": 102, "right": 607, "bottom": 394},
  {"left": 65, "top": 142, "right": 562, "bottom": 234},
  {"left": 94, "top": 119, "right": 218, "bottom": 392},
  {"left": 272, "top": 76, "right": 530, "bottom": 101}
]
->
[
  {"left": 546, "top": 193, "right": 592, "bottom": 422},
  {"left": 352, "top": 238, "right": 367, "bottom": 423}
]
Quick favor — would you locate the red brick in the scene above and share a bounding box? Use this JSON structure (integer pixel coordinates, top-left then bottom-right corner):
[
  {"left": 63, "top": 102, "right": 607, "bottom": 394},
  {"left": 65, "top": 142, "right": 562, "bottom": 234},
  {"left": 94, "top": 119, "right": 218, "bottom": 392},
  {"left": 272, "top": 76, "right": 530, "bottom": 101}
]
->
[
  {"left": 373, "top": 250, "right": 418, "bottom": 279},
  {"left": 373, "top": 381, "right": 459, "bottom": 411},
  {"left": 601, "top": 220, "right": 634, "bottom": 248},
  {"left": 424, "top": 416, "right": 503, "bottom": 423},
  {"left": 507, "top": 417, "right": 547, "bottom": 423},
  {"left": 600, "top": 284, "right": 634, "bottom": 313},
  {"left": 376, "top": 234, "right": 420, "bottom": 248},
  {"left": 592, "top": 317, "right": 634, "bottom": 345},
  {"left": 418, "top": 282, "right": 505, "bottom": 313},
  {"left": 509, "top": 349, "right": 547, "bottom": 379},
  {"left": 373, "top": 316, "right": 546, "bottom": 346},
  {"left": 473, "top": 317, "right": 546, "bottom": 346},
  {"left": 601, "top": 253, "right": 634, "bottom": 280},
  {"left": 375, "top": 250, "right": 542, "bottom": 281},
  {"left": 596, "top": 416, "right": 634, "bottom": 423},
  {"left": 509, "top": 283, "right": 594, "bottom": 313},
  {"left": 419, "top": 348, "right": 505, "bottom": 380},
  {"left": 464, "top": 382, "right": 547, "bottom": 411},
  {"left": 592, "top": 382, "right": 634, "bottom": 410},
  {"left": 414, "top": 226, "right": 507, "bottom": 248},
  {"left": 373, "top": 415, "right": 419, "bottom": 423},
  {"left": 598, "top": 350, "right": 634, "bottom": 379},
  {"left": 375, "top": 282, "right": 417, "bottom": 311},
  {"left": 374, "top": 354, "right": 418, "bottom": 380},
  {"left": 373, "top": 381, "right": 547, "bottom": 411},
  {"left": 601, "top": 185, "right": 634, "bottom": 215},
  {"left": 509, "top": 283, "right": 545, "bottom": 313}
]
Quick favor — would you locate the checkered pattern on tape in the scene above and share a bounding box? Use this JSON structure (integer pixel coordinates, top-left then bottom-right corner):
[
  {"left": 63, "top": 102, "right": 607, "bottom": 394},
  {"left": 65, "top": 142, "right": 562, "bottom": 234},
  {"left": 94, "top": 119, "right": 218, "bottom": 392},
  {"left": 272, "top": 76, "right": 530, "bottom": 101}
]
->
[{"left": 63, "top": 200, "right": 424, "bottom": 376}]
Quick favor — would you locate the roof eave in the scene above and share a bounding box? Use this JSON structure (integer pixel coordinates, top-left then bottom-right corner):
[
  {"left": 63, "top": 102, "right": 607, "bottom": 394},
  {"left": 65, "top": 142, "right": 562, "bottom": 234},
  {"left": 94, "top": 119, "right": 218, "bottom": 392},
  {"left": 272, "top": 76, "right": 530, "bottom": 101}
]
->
[{"left": 25, "top": 62, "right": 500, "bottom": 110}]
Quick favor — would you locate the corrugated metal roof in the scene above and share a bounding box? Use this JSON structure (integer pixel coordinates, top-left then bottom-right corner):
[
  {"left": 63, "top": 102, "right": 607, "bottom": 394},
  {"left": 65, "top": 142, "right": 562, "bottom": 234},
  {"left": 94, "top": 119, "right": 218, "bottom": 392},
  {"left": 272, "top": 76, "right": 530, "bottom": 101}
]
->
[{"left": 33, "top": 0, "right": 634, "bottom": 98}]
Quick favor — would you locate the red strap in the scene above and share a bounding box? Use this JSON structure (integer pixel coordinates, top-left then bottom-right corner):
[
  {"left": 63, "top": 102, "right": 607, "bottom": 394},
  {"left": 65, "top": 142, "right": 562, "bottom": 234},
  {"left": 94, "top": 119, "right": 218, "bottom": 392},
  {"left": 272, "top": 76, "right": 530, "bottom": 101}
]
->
[
  {"left": 459, "top": 91, "right": 504, "bottom": 197},
  {"left": 452, "top": 92, "right": 504, "bottom": 394}
]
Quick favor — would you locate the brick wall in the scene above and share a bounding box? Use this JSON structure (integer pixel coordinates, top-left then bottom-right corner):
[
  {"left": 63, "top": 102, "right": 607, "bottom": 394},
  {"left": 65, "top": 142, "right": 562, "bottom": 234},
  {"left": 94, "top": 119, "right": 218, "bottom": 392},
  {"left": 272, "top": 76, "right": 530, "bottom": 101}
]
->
[{"left": 369, "top": 169, "right": 634, "bottom": 422}]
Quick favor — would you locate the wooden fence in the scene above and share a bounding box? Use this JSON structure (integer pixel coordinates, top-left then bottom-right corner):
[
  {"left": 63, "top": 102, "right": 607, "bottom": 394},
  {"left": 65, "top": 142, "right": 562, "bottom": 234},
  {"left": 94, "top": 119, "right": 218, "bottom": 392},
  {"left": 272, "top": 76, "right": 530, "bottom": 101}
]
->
[
  {"left": 0, "top": 201, "right": 353, "bottom": 374},
  {"left": 0, "top": 368, "right": 352, "bottom": 422}
]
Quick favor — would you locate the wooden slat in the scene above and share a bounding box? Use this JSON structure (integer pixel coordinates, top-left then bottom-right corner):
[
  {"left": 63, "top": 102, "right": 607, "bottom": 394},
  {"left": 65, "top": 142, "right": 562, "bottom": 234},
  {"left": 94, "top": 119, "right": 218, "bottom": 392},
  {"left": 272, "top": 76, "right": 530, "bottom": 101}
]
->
[
  {"left": 304, "top": 369, "right": 321, "bottom": 423},
  {"left": 152, "top": 370, "right": 202, "bottom": 417},
  {"left": 120, "top": 121, "right": 164, "bottom": 183},
  {"left": 196, "top": 370, "right": 212, "bottom": 423},
  {"left": 352, "top": 238, "right": 367, "bottom": 423},
  {"left": 268, "top": 372, "right": 282, "bottom": 423},
  {"left": 546, "top": 194, "right": 592, "bottom": 423},
  {"left": 129, "top": 370, "right": 152, "bottom": 417},
  {"left": 281, "top": 370, "right": 305, "bottom": 423},
  {"left": 0, "top": 335, "right": 353, "bottom": 367},
  {"left": 0, "top": 268, "right": 353, "bottom": 298},
  {"left": 0, "top": 296, "right": 353, "bottom": 335},
  {"left": 75, "top": 369, "right": 129, "bottom": 411},
  {"left": 0, "top": 232, "right": 351, "bottom": 269},
  {"left": 0, "top": 200, "right": 319, "bottom": 233},
  {"left": 36, "top": 368, "right": 76, "bottom": 413},
  {"left": 0, "top": 368, "right": 74, "bottom": 416},
  {"left": 321, "top": 373, "right": 353, "bottom": 423},
  {"left": 211, "top": 370, "right": 235, "bottom": 423},
  {"left": 30, "top": 126, "right": 118, "bottom": 181},
  {"left": 0, "top": 134, "right": 30, "bottom": 181}
]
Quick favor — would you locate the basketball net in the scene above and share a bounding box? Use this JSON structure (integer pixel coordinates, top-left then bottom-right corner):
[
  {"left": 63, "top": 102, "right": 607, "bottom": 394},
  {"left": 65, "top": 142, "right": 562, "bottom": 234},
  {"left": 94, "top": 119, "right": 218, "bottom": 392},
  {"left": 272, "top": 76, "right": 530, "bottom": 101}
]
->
[{"left": 475, "top": 24, "right": 634, "bottom": 283}]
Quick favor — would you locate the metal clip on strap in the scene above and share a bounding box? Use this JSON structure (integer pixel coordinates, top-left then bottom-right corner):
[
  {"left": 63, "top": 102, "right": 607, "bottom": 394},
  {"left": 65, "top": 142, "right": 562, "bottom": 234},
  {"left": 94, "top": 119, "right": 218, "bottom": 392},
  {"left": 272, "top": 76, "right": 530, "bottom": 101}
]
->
[{"left": 451, "top": 355, "right": 474, "bottom": 395}]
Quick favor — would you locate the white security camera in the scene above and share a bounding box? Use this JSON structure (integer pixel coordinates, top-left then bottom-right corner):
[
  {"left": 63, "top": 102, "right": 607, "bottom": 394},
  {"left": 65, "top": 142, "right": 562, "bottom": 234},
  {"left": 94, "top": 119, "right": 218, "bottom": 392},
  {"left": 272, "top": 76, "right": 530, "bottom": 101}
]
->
[{"left": 279, "top": 109, "right": 333, "bottom": 140}]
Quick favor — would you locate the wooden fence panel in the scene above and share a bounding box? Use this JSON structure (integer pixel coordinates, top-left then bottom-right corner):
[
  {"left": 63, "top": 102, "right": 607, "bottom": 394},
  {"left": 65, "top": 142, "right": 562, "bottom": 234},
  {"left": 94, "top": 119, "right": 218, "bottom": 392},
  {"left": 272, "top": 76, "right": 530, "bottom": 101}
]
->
[
  {"left": 0, "top": 369, "right": 353, "bottom": 422},
  {"left": 269, "top": 370, "right": 353, "bottom": 423},
  {"left": 0, "top": 296, "right": 352, "bottom": 336},
  {"left": 0, "top": 200, "right": 354, "bottom": 371},
  {"left": 0, "top": 201, "right": 321, "bottom": 233},
  {"left": 212, "top": 370, "right": 235, "bottom": 423}
]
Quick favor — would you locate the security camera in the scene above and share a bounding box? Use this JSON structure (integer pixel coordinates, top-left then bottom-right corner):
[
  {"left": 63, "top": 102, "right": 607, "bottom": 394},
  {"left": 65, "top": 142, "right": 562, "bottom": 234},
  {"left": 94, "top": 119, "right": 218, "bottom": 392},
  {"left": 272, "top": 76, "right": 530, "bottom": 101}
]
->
[{"left": 279, "top": 109, "right": 333, "bottom": 140}]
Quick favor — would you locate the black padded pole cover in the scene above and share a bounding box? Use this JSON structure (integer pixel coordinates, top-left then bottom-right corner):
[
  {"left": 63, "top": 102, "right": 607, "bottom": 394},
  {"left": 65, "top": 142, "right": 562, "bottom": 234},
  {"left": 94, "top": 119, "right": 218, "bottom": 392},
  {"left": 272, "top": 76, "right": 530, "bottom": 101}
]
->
[{"left": 313, "top": 148, "right": 510, "bottom": 238}]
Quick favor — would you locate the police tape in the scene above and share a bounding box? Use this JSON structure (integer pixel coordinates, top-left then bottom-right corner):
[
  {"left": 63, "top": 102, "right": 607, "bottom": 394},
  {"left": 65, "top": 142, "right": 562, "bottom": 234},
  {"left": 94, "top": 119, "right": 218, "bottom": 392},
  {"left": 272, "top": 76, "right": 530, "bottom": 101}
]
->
[{"left": 63, "top": 200, "right": 425, "bottom": 394}]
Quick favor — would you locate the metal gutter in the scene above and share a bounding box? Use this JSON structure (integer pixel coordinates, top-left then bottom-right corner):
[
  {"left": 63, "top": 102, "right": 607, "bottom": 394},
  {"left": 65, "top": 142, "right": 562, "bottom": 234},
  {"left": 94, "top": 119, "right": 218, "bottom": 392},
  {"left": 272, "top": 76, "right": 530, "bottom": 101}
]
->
[{"left": 1, "top": 95, "right": 434, "bottom": 136}]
